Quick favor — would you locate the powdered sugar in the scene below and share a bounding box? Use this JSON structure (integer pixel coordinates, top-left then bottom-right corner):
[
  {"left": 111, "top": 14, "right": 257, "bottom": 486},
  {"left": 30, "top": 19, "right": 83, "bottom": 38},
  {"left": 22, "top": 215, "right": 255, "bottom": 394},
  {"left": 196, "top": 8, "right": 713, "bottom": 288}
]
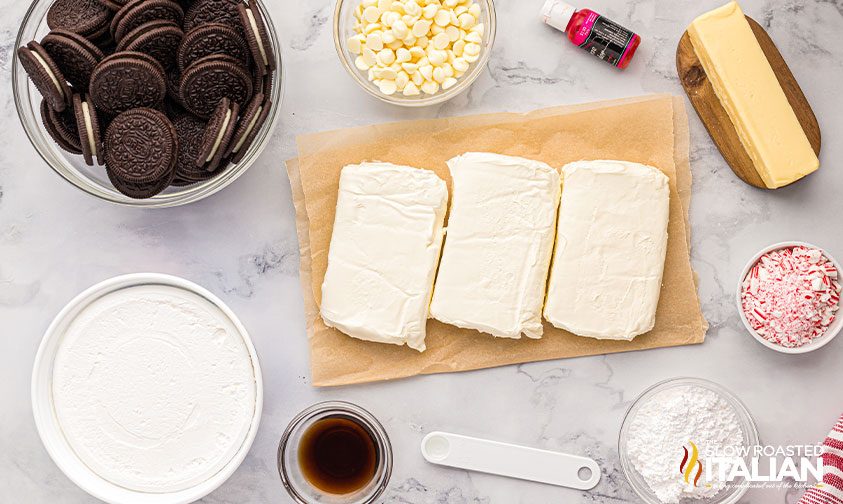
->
[
  {"left": 741, "top": 246, "right": 840, "bottom": 348},
  {"left": 626, "top": 385, "right": 745, "bottom": 503}
]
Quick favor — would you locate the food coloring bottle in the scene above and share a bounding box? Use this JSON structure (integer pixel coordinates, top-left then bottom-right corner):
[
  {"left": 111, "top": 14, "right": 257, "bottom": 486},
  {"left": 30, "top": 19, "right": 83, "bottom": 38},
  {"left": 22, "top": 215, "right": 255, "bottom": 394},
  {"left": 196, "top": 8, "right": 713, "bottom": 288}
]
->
[{"left": 540, "top": 0, "right": 640, "bottom": 69}]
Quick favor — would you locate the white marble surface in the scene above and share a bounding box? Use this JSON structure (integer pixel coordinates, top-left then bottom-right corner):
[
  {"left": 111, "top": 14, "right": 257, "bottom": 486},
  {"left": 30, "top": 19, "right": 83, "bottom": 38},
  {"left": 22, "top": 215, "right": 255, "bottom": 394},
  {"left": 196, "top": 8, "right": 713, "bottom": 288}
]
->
[{"left": 1, "top": 0, "right": 842, "bottom": 502}]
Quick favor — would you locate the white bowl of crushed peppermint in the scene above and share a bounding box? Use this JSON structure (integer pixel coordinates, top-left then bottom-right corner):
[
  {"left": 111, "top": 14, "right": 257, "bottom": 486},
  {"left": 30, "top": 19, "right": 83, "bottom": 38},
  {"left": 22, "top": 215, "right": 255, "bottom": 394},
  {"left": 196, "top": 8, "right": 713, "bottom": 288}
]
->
[{"left": 737, "top": 242, "right": 843, "bottom": 354}]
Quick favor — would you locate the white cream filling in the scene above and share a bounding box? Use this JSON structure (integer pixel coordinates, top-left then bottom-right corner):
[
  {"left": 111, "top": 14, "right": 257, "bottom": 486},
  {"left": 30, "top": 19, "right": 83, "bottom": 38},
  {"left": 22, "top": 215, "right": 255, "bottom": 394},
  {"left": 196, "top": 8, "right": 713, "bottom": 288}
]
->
[
  {"left": 231, "top": 106, "right": 262, "bottom": 153},
  {"left": 81, "top": 101, "right": 96, "bottom": 159},
  {"left": 246, "top": 8, "right": 269, "bottom": 67},
  {"left": 31, "top": 51, "right": 64, "bottom": 97},
  {"left": 206, "top": 109, "right": 231, "bottom": 162}
]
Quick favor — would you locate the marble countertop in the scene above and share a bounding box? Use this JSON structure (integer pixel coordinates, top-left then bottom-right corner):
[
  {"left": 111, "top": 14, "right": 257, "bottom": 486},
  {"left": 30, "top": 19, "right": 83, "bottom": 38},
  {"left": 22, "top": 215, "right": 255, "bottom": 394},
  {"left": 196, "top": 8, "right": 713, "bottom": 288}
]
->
[{"left": 2, "top": 0, "right": 842, "bottom": 502}]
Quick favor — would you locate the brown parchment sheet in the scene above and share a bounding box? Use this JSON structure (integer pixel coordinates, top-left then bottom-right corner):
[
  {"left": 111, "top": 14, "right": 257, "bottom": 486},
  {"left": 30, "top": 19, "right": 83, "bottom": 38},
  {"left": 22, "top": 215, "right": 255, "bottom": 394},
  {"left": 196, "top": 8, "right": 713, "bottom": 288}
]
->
[{"left": 287, "top": 94, "right": 708, "bottom": 387}]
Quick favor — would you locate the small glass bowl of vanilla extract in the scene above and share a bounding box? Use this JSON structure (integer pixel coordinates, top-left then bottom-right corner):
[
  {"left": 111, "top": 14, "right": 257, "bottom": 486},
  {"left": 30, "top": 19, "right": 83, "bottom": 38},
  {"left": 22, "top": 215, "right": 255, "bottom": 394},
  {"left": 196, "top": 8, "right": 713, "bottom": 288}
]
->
[{"left": 278, "top": 401, "right": 393, "bottom": 504}]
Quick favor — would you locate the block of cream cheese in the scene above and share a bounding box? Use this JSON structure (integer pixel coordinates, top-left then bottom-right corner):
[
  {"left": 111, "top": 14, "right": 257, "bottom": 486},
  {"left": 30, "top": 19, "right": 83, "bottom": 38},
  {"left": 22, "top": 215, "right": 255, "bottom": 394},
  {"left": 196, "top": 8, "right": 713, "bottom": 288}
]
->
[
  {"left": 688, "top": 1, "right": 819, "bottom": 188},
  {"left": 320, "top": 162, "right": 448, "bottom": 352},
  {"left": 544, "top": 160, "right": 670, "bottom": 340},
  {"left": 429, "top": 152, "right": 561, "bottom": 339}
]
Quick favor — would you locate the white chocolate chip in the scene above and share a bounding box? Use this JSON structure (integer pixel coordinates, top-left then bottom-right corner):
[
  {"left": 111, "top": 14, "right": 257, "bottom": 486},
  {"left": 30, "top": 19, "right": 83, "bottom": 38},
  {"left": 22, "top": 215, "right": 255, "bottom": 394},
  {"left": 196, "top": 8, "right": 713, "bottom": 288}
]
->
[
  {"left": 458, "top": 12, "right": 475, "bottom": 29},
  {"left": 376, "top": 48, "right": 396, "bottom": 65},
  {"left": 419, "top": 64, "right": 433, "bottom": 80},
  {"left": 464, "top": 31, "right": 482, "bottom": 44},
  {"left": 463, "top": 42, "right": 480, "bottom": 56},
  {"left": 396, "top": 47, "right": 412, "bottom": 62},
  {"left": 362, "top": 47, "right": 377, "bottom": 66},
  {"left": 421, "top": 80, "right": 439, "bottom": 94},
  {"left": 379, "top": 79, "right": 398, "bottom": 95},
  {"left": 432, "top": 32, "right": 450, "bottom": 50},
  {"left": 363, "top": 6, "right": 380, "bottom": 23},
  {"left": 403, "top": 81, "right": 420, "bottom": 95},
  {"left": 445, "top": 25, "right": 461, "bottom": 42},
  {"left": 434, "top": 9, "right": 450, "bottom": 27},
  {"left": 422, "top": 4, "right": 438, "bottom": 19},
  {"left": 392, "top": 19, "right": 409, "bottom": 38},
  {"left": 428, "top": 50, "right": 447, "bottom": 66},
  {"left": 347, "top": 35, "right": 363, "bottom": 54},
  {"left": 366, "top": 33, "right": 384, "bottom": 51},
  {"left": 412, "top": 19, "right": 431, "bottom": 37}
]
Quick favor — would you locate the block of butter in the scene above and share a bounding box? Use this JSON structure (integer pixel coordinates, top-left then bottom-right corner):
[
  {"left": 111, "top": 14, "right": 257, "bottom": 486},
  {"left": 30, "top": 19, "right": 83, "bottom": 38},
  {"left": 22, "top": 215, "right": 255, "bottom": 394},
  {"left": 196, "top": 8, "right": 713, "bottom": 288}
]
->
[
  {"left": 429, "top": 152, "right": 561, "bottom": 339},
  {"left": 320, "top": 162, "right": 448, "bottom": 352},
  {"left": 544, "top": 160, "right": 670, "bottom": 341},
  {"left": 688, "top": 1, "right": 818, "bottom": 188}
]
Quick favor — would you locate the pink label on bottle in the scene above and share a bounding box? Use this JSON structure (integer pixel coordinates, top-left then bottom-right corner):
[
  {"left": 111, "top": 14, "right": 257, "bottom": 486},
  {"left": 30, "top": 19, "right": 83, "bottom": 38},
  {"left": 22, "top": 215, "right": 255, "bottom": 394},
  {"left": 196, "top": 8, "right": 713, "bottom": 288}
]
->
[{"left": 572, "top": 12, "right": 636, "bottom": 67}]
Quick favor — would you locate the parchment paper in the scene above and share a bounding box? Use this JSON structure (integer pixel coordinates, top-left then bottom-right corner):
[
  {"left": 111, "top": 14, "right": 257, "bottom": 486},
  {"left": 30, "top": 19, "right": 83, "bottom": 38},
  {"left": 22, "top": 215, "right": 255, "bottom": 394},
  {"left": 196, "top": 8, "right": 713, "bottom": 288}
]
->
[{"left": 288, "top": 94, "right": 707, "bottom": 387}]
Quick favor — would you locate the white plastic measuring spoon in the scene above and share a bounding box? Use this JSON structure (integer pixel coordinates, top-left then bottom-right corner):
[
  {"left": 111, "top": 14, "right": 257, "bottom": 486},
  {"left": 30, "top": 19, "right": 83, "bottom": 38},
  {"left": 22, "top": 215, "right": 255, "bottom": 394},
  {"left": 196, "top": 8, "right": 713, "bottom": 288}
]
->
[{"left": 420, "top": 431, "right": 601, "bottom": 490}]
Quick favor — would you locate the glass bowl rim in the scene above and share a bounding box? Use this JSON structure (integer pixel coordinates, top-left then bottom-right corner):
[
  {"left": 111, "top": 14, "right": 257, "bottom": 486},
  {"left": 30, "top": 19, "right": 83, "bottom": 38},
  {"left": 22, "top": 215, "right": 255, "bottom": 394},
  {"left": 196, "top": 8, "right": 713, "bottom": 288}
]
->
[
  {"left": 332, "top": 0, "right": 497, "bottom": 107},
  {"left": 617, "top": 377, "right": 760, "bottom": 504},
  {"left": 11, "top": 0, "right": 285, "bottom": 208},
  {"left": 277, "top": 400, "right": 393, "bottom": 504}
]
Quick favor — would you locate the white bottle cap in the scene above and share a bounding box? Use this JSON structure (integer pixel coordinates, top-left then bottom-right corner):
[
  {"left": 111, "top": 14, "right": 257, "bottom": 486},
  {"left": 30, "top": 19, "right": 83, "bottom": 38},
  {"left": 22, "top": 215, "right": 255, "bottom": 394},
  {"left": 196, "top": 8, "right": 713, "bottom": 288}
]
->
[{"left": 540, "top": 0, "right": 576, "bottom": 33}]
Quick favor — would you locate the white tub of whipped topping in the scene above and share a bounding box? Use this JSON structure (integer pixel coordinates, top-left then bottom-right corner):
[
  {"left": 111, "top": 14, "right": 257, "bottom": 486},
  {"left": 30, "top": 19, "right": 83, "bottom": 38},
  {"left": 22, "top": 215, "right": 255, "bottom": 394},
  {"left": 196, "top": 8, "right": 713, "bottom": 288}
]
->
[{"left": 32, "top": 273, "right": 263, "bottom": 504}]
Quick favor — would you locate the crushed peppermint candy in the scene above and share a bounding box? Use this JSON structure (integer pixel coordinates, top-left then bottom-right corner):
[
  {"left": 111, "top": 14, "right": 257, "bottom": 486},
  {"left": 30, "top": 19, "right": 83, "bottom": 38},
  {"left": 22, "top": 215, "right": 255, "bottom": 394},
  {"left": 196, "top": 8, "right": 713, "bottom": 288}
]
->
[{"left": 741, "top": 246, "right": 841, "bottom": 348}]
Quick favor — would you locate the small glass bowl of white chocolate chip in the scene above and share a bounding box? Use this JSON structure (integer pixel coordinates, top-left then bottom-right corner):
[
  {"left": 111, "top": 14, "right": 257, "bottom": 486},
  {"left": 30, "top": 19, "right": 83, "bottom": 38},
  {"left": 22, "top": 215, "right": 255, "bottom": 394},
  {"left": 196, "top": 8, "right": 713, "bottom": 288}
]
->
[{"left": 334, "top": 0, "right": 496, "bottom": 106}]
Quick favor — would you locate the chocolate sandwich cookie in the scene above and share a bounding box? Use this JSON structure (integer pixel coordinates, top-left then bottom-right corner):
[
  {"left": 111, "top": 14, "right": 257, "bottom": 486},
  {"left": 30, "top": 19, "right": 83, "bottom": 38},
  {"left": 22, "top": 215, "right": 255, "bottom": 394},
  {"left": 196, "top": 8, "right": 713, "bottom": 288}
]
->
[
  {"left": 253, "top": 70, "right": 273, "bottom": 100},
  {"left": 72, "top": 94, "right": 103, "bottom": 166},
  {"left": 179, "top": 54, "right": 252, "bottom": 118},
  {"left": 116, "top": 20, "right": 184, "bottom": 73},
  {"left": 178, "top": 23, "right": 249, "bottom": 72},
  {"left": 224, "top": 92, "right": 269, "bottom": 163},
  {"left": 237, "top": 1, "right": 274, "bottom": 76},
  {"left": 47, "top": 0, "right": 112, "bottom": 39},
  {"left": 17, "top": 42, "right": 72, "bottom": 112},
  {"left": 90, "top": 51, "right": 167, "bottom": 115},
  {"left": 170, "top": 177, "right": 194, "bottom": 187},
  {"left": 41, "top": 30, "right": 104, "bottom": 90},
  {"left": 111, "top": 0, "right": 184, "bottom": 43},
  {"left": 165, "top": 68, "right": 184, "bottom": 103},
  {"left": 162, "top": 95, "right": 186, "bottom": 120},
  {"left": 108, "top": 172, "right": 175, "bottom": 198},
  {"left": 172, "top": 113, "right": 213, "bottom": 182},
  {"left": 184, "top": 0, "right": 243, "bottom": 33},
  {"left": 96, "top": 0, "right": 125, "bottom": 11},
  {"left": 40, "top": 99, "right": 82, "bottom": 154},
  {"left": 104, "top": 108, "right": 177, "bottom": 197},
  {"left": 196, "top": 98, "right": 239, "bottom": 172}
]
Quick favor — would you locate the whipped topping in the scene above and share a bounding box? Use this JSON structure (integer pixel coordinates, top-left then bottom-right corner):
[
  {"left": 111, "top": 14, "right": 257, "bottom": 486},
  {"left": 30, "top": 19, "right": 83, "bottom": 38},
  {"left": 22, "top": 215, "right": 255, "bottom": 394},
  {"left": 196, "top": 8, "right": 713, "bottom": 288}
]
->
[
  {"left": 52, "top": 284, "right": 257, "bottom": 493},
  {"left": 429, "top": 152, "right": 561, "bottom": 339},
  {"left": 320, "top": 162, "right": 448, "bottom": 351},
  {"left": 544, "top": 160, "right": 670, "bottom": 340}
]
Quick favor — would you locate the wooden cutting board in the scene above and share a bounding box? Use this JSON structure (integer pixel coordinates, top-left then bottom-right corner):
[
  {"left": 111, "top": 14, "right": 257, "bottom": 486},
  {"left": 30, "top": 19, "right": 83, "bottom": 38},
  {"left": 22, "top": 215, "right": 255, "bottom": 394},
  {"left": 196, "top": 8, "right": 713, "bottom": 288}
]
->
[{"left": 676, "top": 16, "right": 821, "bottom": 189}]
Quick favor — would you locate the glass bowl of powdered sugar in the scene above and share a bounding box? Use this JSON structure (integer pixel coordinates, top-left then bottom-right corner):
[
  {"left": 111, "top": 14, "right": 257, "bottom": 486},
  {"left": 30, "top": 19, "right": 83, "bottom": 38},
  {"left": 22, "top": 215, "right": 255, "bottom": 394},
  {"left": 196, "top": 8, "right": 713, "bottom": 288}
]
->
[{"left": 618, "top": 378, "right": 759, "bottom": 504}]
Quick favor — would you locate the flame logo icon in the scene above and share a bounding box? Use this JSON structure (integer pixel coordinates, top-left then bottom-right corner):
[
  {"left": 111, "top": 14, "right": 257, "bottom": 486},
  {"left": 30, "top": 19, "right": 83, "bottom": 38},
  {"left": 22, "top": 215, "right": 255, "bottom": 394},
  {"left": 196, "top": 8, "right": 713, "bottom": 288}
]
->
[{"left": 679, "top": 441, "right": 703, "bottom": 487}]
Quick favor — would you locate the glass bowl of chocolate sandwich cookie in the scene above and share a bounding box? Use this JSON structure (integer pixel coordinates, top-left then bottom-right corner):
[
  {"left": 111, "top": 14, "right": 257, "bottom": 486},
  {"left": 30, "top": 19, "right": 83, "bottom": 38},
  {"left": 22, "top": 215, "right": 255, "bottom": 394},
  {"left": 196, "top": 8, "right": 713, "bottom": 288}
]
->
[{"left": 13, "top": 0, "right": 283, "bottom": 207}]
